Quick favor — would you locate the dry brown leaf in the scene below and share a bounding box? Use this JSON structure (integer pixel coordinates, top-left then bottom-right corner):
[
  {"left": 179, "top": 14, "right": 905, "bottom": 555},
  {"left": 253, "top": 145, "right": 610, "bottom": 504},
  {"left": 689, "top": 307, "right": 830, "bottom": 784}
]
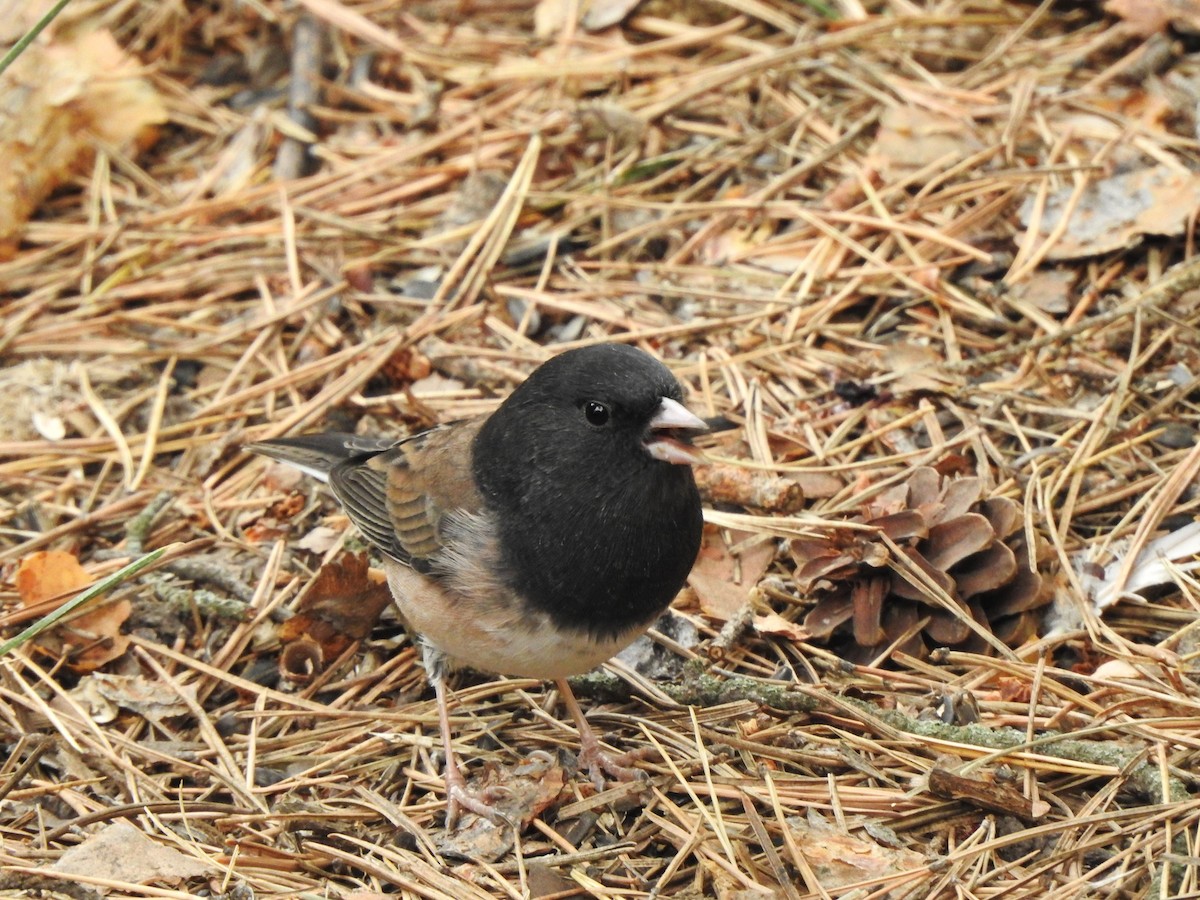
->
[
  {"left": 574, "top": 103, "right": 646, "bottom": 147},
  {"left": 1104, "top": 0, "right": 1200, "bottom": 35},
  {"left": 0, "top": 30, "right": 167, "bottom": 257},
  {"left": 66, "top": 600, "right": 134, "bottom": 672},
  {"left": 792, "top": 471, "right": 844, "bottom": 499},
  {"left": 243, "top": 521, "right": 292, "bottom": 543},
  {"left": 278, "top": 552, "right": 393, "bottom": 681},
  {"left": 259, "top": 462, "right": 307, "bottom": 493},
  {"left": 381, "top": 346, "right": 434, "bottom": 383},
  {"left": 14, "top": 549, "right": 129, "bottom": 670},
  {"left": 997, "top": 677, "right": 1032, "bottom": 703},
  {"left": 436, "top": 754, "right": 570, "bottom": 861},
  {"left": 688, "top": 568, "right": 748, "bottom": 621},
  {"left": 1007, "top": 269, "right": 1076, "bottom": 314},
  {"left": 688, "top": 529, "right": 775, "bottom": 622},
  {"left": 1126, "top": 89, "right": 1174, "bottom": 129},
  {"left": 878, "top": 344, "right": 957, "bottom": 394},
  {"left": 51, "top": 820, "right": 215, "bottom": 884}
]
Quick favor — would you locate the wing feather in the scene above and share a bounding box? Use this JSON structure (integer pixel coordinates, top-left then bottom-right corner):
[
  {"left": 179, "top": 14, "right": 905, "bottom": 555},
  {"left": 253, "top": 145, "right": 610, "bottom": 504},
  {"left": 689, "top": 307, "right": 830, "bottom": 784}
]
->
[
  {"left": 328, "top": 420, "right": 486, "bottom": 571},
  {"left": 251, "top": 421, "right": 486, "bottom": 572}
]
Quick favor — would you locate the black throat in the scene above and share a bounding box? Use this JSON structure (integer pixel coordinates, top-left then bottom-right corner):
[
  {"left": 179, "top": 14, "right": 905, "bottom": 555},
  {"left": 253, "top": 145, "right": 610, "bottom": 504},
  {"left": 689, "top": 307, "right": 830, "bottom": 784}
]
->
[{"left": 473, "top": 424, "right": 702, "bottom": 639}]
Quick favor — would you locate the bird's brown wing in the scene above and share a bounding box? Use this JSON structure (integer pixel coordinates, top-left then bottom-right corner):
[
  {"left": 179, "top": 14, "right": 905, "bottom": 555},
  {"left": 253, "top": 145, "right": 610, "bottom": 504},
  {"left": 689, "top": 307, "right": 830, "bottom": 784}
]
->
[{"left": 328, "top": 419, "right": 486, "bottom": 572}]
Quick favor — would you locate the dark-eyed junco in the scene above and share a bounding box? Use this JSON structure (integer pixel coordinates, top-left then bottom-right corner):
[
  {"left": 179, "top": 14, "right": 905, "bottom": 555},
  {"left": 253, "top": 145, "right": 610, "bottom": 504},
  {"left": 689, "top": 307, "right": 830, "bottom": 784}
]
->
[{"left": 248, "top": 343, "right": 706, "bottom": 825}]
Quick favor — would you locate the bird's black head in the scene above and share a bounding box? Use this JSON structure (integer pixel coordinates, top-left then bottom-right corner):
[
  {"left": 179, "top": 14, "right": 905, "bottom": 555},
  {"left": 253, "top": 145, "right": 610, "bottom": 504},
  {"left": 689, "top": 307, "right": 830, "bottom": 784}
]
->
[{"left": 473, "top": 343, "right": 705, "bottom": 636}]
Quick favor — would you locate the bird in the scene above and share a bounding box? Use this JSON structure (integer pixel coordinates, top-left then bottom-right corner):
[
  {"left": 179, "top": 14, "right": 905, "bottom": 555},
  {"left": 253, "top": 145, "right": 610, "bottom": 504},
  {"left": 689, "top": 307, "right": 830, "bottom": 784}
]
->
[{"left": 247, "top": 343, "right": 706, "bottom": 825}]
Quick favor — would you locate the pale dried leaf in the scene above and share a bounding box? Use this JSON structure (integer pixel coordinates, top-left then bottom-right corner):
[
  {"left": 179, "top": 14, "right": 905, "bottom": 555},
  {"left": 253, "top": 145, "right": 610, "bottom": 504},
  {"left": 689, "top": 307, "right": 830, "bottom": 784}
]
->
[
  {"left": 689, "top": 529, "right": 775, "bottom": 621},
  {"left": 31, "top": 409, "right": 66, "bottom": 440},
  {"left": 753, "top": 611, "right": 809, "bottom": 642},
  {"left": 582, "top": 0, "right": 643, "bottom": 30},
  {"left": 787, "top": 815, "right": 931, "bottom": 898},
  {"left": 1008, "top": 269, "right": 1076, "bottom": 314},
  {"left": 1084, "top": 520, "right": 1200, "bottom": 610},
  {"left": 296, "top": 525, "right": 342, "bottom": 553},
  {"left": 869, "top": 106, "right": 981, "bottom": 177},
  {"left": 879, "top": 343, "right": 956, "bottom": 394},
  {"left": 51, "top": 821, "right": 214, "bottom": 883},
  {"left": 91, "top": 673, "right": 195, "bottom": 722},
  {"left": 1019, "top": 166, "right": 1200, "bottom": 260}
]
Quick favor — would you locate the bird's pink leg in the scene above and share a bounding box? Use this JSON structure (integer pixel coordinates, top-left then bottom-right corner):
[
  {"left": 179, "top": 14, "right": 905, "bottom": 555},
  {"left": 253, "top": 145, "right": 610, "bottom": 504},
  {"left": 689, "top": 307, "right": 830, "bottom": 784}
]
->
[
  {"left": 433, "top": 673, "right": 506, "bottom": 827},
  {"left": 556, "top": 678, "right": 650, "bottom": 789}
]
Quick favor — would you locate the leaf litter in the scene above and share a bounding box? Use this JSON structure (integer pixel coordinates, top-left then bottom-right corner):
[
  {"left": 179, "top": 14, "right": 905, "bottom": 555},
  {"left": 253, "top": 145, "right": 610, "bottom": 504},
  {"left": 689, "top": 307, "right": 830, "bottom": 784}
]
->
[{"left": 1, "top": 0, "right": 1200, "bottom": 897}]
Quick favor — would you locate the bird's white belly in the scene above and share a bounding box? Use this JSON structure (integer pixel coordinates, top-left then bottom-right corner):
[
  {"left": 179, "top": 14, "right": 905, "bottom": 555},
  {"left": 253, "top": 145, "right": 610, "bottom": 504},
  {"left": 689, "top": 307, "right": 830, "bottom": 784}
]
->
[{"left": 385, "top": 560, "right": 648, "bottom": 679}]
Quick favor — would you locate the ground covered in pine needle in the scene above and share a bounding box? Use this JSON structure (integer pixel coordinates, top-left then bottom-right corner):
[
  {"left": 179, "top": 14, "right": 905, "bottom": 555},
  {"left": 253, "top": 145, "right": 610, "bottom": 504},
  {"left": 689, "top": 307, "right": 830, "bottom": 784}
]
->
[{"left": 2, "top": 0, "right": 1200, "bottom": 897}]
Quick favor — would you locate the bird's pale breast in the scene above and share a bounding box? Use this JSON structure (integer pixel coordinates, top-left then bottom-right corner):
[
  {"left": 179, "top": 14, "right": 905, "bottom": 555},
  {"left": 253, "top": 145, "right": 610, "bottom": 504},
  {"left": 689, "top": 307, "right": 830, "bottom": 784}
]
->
[{"left": 384, "top": 559, "right": 653, "bottom": 678}]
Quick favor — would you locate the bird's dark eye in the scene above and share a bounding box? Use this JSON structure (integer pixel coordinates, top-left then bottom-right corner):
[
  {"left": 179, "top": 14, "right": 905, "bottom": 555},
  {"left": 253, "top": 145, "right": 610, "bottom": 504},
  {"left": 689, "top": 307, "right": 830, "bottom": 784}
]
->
[{"left": 583, "top": 400, "right": 610, "bottom": 426}]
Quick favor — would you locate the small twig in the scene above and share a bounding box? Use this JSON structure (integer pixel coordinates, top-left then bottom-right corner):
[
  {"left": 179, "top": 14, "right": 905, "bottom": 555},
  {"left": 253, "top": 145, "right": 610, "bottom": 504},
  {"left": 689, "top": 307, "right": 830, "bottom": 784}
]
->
[
  {"left": 943, "top": 254, "right": 1200, "bottom": 376},
  {"left": 835, "top": 695, "right": 1189, "bottom": 804},
  {"left": 122, "top": 490, "right": 173, "bottom": 555},
  {"left": 39, "top": 800, "right": 250, "bottom": 844},
  {"left": 569, "top": 660, "right": 818, "bottom": 713},
  {"left": 0, "top": 735, "right": 53, "bottom": 804},
  {"left": 707, "top": 599, "right": 756, "bottom": 662},
  {"left": 160, "top": 555, "right": 258, "bottom": 604},
  {"left": 274, "top": 14, "right": 324, "bottom": 181},
  {"left": 151, "top": 580, "right": 256, "bottom": 620}
]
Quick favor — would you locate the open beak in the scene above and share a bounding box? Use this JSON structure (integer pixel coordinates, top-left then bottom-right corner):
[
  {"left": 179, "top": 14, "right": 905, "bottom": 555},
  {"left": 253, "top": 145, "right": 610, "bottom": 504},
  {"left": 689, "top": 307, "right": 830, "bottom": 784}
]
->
[{"left": 644, "top": 397, "right": 709, "bottom": 465}]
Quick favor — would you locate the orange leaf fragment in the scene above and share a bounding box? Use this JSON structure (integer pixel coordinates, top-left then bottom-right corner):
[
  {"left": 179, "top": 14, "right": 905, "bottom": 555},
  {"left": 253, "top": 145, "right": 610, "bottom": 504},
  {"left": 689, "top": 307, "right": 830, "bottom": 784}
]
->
[
  {"left": 16, "top": 549, "right": 91, "bottom": 607},
  {"left": 14, "top": 550, "right": 130, "bottom": 671}
]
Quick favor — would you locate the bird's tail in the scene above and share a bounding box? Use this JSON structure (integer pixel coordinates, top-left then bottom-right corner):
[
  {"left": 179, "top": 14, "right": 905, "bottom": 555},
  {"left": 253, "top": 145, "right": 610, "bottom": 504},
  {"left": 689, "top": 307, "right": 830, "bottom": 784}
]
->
[{"left": 246, "top": 433, "right": 395, "bottom": 483}]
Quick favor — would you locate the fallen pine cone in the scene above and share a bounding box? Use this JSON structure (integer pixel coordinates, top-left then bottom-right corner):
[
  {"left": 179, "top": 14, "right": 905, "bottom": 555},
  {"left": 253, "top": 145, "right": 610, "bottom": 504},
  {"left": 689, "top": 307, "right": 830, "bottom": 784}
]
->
[{"left": 793, "top": 467, "right": 1054, "bottom": 663}]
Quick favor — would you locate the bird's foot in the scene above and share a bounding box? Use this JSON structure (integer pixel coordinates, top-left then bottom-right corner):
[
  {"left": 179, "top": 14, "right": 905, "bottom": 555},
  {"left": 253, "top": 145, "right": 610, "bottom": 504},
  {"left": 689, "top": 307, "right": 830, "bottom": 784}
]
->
[
  {"left": 442, "top": 762, "right": 511, "bottom": 829},
  {"left": 577, "top": 739, "right": 654, "bottom": 790},
  {"left": 556, "top": 677, "right": 655, "bottom": 791}
]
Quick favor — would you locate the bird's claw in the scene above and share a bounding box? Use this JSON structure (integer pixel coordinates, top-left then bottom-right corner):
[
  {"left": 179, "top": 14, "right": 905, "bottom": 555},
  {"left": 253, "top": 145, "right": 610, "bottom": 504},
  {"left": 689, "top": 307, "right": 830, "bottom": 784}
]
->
[
  {"left": 443, "top": 767, "right": 512, "bottom": 828},
  {"left": 578, "top": 743, "right": 654, "bottom": 790}
]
